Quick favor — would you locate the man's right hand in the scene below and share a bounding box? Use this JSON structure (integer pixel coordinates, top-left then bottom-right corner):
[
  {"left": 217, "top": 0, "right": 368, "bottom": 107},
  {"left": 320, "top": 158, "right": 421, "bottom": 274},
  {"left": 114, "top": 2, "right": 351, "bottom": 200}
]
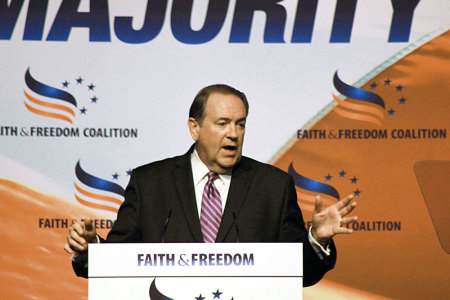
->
[{"left": 64, "top": 217, "right": 97, "bottom": 254}]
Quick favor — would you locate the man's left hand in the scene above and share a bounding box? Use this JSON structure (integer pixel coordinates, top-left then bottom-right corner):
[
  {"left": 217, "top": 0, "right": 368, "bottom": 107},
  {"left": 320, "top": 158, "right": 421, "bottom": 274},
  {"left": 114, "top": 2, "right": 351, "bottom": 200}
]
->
[{"left": 311, "top": 194, "right": 358, "bottom": 246}]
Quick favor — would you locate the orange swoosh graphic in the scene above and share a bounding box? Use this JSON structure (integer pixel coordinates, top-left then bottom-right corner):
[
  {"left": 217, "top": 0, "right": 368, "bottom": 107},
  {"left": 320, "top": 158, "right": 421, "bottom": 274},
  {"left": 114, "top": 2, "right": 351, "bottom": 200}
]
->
[
  {"left": 332, "top": 94, "right": 385, "bottom": 120},
  {"left": 24, "top": 101, "right": 73, "bottom": 124},
  {"left": 74, "top": 194, "right": 119, "bottom": 214},
  {"left": 333, "top": 105, "right": 383, "bottom": 126},
  {"left": 24, "top": 90, "right": 76, "bottom": 117},
  {"left": 74, "top": 182, "right": 123, "bottom": 206}
]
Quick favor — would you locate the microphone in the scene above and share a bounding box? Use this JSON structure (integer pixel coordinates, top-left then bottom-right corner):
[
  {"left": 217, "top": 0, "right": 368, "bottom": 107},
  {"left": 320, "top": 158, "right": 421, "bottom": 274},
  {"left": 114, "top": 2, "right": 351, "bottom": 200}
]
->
[
  {"left": 161, "top": 209, "right": 172, "bottom": 243},
  {"left": 232, "top": 212, "right": 240, "bottom": 243}
]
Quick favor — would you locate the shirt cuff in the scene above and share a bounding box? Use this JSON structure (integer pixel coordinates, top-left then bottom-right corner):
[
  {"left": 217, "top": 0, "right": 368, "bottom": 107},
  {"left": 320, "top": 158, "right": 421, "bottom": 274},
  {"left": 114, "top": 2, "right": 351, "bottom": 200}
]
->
[
  {"left": 70, "top": 250, "right": 87, "bottom": 263},
  {"left": 308, "top": 226, "right": 331, "bottom": 260}
]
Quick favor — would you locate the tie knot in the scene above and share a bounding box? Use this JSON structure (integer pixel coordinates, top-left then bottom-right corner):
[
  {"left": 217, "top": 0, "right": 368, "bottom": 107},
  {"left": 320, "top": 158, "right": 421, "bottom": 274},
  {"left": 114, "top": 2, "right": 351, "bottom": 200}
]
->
[{"left": 207, "top": 171, "right": 219, "bottom": 182}]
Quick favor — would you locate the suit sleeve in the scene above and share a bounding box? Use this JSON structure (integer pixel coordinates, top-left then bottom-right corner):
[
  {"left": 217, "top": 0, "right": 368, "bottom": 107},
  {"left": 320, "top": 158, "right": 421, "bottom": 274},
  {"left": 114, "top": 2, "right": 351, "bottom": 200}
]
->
[
  {"left": 72, "top": 171, "right": 142, "bottom": 278},
  {"left": 105, "top": 171, "right": 142, "bottom": 243},
  {"left": 280, "top": 176, "right": 336, "bottom": 287}
]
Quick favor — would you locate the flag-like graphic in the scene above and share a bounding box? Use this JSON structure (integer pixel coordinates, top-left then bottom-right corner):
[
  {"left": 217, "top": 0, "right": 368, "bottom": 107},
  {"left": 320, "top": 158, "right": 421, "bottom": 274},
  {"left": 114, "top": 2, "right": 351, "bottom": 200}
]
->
[
  {"left": 24, "top": 68, "right": 78, "bottom": 124},
  {"left": 149, "top": 279, "right": 233, "bottom": 299},
  {"left": 332, "top": 71, "right": 386, "bottom": 126},
  {"left": 74, "top": 161, "right": 124, "bottom": 214},
  {"left": 332, "top": 70, "right": 409, "bottom": 126},
  {"left": 288, "top": 162, "right": 340, "bottom": 200},
  {"left": 288, "top": 163, "right": 361, "bottom": 212}
]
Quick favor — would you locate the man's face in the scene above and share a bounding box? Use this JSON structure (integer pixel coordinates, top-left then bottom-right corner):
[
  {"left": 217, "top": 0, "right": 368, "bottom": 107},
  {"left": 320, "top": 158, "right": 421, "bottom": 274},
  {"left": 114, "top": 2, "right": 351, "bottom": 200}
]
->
[{"left": 188, "top": 92, "right": 247, "bottom": 173}]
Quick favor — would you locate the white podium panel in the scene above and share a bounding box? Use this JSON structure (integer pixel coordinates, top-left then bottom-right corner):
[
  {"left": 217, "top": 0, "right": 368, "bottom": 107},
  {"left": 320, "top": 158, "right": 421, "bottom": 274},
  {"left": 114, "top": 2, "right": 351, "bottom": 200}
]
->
[{"left": 89, "top": 243, "right": 302, "bottom": 299}]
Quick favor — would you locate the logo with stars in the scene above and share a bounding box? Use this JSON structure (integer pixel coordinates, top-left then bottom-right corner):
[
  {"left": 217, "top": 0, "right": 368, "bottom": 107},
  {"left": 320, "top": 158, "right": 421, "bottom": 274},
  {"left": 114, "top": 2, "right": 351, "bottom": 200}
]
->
[
  {"left": 23, "top": 68, "right": 100, "bottom": 124},
  {"left": 332, "top": 70, "right": 407, "bottom": 126},
  {"left": 288, "top": 163, "right": 362, "bottom": 209},
  {"left": 74, "top": 160, "right": 129, "bottom": 214},
  {"left": 149, "top": 279, "right": 234, "bottom": 300}
]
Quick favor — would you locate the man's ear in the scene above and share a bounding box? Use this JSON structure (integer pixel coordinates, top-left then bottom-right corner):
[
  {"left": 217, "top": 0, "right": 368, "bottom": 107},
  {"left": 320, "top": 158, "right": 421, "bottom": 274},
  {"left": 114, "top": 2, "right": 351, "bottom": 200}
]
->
[{"left": 187, "top": 117, "right": 200, "bottom": 141}]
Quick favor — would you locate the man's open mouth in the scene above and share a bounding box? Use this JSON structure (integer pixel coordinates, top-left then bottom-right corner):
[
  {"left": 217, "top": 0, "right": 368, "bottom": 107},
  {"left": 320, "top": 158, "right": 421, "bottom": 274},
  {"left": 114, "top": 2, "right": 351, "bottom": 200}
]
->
[{"left": 223, "top": 145, "right": 237, "bottom": 151}]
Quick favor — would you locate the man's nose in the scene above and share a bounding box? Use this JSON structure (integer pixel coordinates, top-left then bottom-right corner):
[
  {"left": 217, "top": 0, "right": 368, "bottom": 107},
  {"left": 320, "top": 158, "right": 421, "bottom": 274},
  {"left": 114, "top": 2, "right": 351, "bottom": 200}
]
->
[{"left": 226, "top": 124, "right": 238, "bottom": 139}]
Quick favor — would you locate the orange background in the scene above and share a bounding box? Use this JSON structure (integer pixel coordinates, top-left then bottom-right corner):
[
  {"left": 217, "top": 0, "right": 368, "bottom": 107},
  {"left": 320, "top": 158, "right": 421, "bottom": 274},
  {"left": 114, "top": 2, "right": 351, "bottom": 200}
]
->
[
  {"left": 1, "top": 31, "right": 449, "bottom": 300},
  {"left": 273, "top": 31, "right": 450, "bottom": 299}
]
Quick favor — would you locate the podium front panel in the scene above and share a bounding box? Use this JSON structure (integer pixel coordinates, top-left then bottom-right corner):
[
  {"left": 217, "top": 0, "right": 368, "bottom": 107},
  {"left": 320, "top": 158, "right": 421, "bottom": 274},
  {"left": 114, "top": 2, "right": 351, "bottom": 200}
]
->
[{"left": 89, "top": 243, "right": 303, "bottom": 299}]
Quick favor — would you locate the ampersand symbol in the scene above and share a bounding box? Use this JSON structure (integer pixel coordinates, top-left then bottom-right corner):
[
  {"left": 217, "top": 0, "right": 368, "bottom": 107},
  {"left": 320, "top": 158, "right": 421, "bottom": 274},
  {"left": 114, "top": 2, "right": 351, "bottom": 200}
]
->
[{"left": 178, "top": 254, "right": 190, "bottom": 266}]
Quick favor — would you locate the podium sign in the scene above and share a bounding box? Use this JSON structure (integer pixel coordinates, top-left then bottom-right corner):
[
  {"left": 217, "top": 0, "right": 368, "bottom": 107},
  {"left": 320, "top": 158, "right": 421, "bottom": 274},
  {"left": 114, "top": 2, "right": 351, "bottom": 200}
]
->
[{"left": 89, "top": 243, "right": 303, "bottom": 299}]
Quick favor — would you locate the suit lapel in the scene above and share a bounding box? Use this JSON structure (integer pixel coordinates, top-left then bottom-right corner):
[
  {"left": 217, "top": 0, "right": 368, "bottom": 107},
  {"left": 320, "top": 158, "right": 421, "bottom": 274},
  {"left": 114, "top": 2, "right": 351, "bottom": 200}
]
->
[
  {"left": 173, "top": 148, "right": 204, "bottom": 242},
  {"left": 216, "top": 157, "right": 255, "bottom": 242}
]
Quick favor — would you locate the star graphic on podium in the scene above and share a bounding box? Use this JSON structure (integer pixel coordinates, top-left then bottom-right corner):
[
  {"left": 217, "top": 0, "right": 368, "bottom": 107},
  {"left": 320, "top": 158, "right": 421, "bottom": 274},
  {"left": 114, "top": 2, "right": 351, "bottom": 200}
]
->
[{"left": 213, "top": 289, "right": 223, "bottom": 299}]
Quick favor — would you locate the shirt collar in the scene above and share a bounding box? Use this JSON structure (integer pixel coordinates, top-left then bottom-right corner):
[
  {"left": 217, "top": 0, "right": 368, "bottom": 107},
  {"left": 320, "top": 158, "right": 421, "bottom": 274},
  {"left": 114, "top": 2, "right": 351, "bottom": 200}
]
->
[{"left": 190, "top": 148, "right": 231, "bottom": 185}]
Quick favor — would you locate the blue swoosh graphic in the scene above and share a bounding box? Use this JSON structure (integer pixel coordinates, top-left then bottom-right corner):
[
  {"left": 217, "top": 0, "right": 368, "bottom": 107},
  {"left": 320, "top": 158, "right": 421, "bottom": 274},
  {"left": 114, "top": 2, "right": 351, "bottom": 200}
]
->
[
  {"left": 333, "top": 70, "right": 385, "bottom": 108},
  {"left": 75, "top": 161, "right": 124, "bottom": 196},
  {"left": 149, "top": 279, "right": 174, "bottom": 300},
  {"left": 288, "top": 163, "right": 340, "bottom": 200},
  {"left": 25, "top": 68, "right": 77, "bottom": 107}
]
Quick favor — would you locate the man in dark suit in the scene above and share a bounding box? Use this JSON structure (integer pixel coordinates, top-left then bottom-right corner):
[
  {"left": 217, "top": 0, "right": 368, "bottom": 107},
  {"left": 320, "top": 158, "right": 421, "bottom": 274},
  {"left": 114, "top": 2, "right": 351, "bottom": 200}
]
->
[{"left": 65, "top": 84, "right": 357, "bottom": 286}]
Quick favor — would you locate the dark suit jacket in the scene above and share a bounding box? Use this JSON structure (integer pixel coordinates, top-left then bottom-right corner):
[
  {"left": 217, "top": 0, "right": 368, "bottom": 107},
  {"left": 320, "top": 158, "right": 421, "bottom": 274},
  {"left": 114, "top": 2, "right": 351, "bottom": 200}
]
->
[{"left": 74, "top": 146, "right": 336, "bottom": 286}]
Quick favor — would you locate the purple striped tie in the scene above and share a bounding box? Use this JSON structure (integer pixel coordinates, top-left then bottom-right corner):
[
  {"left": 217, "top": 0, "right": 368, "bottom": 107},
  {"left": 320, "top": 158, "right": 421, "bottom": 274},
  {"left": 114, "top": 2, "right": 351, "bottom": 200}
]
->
[{"left": 200, "top": 172, "right": 222, "bottom": 243}]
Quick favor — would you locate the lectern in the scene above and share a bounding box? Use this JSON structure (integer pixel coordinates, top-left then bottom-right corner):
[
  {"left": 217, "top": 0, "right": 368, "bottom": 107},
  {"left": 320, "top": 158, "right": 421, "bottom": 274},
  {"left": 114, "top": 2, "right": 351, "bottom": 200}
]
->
[{"left": 89, "top": 243, "right": 303, "bottom": 299}]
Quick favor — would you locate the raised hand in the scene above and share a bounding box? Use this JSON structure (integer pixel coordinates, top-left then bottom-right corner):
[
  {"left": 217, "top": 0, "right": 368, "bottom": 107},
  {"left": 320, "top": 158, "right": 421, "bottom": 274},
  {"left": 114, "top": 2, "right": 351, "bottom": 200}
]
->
[
  {"left": 311, "top": 194, "right": 358, "bottom": 245},
  {"left": 64, "top": 217, "right": 97, "bottom": 254}
]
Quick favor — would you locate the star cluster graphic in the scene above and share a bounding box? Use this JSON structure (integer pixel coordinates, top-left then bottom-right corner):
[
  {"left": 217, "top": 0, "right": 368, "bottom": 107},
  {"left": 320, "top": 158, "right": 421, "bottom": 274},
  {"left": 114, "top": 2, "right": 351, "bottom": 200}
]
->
[
  {"left": 369, "top": 77, "right": 407, "bottom": 118},
  {"left": 323, "top": 168, "right": 361, "bottom": 197},
  {"left": 61, "top": 75, "right": 100, "bottom": 116}
]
